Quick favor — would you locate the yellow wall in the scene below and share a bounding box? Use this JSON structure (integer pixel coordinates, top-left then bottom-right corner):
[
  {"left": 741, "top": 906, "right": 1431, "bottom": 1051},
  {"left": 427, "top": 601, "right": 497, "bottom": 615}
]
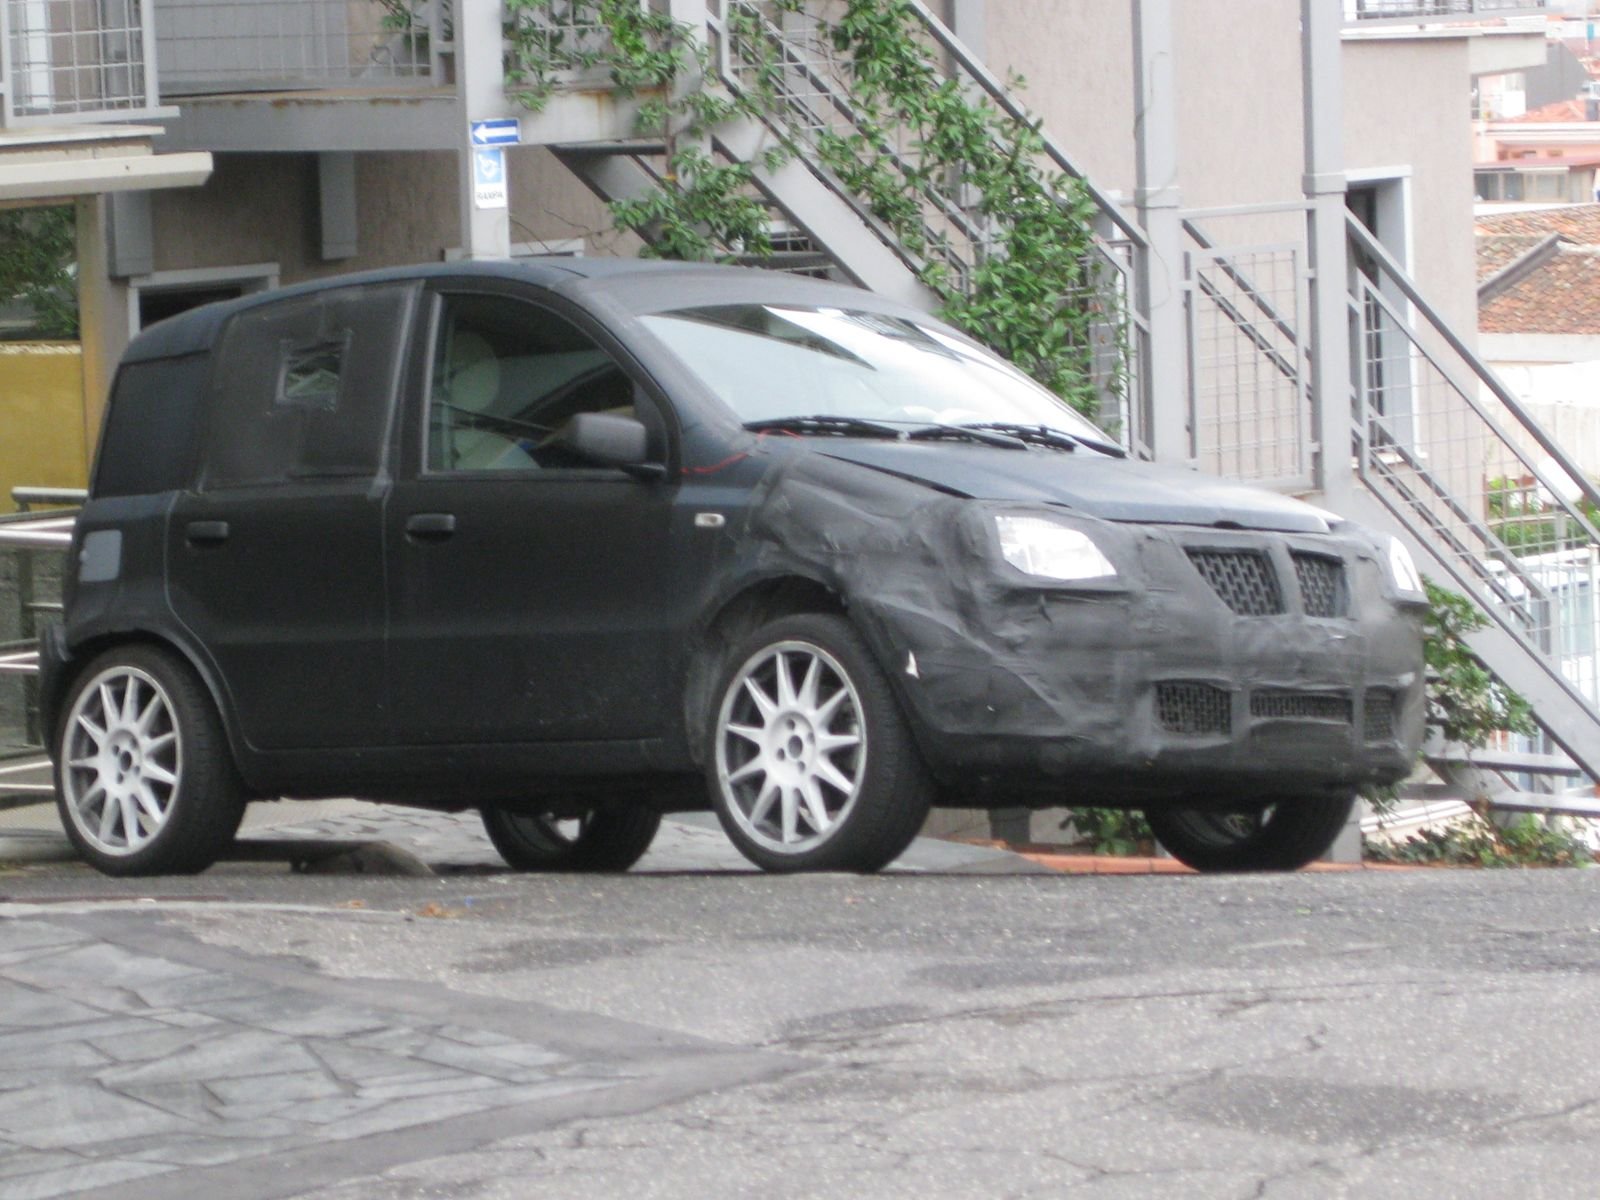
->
[{"left": 0, "top": 342, "right": 86, "bottom": 513}]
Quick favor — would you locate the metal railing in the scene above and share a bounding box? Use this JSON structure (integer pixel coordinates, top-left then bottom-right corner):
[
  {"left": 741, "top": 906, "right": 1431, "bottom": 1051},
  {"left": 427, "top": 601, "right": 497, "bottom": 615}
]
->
[
  {"left": 1348, "top": 215, "right": 1600, "bottom": 756},
  {"left": 1180, "top": 205, "right": 1315, "bottom": 490},
  {"left": 0, "top": 489, "right": 80, "bottom": 753},
  {"left": 0, "top": 0, "right": 165, "bottom": 126},
  {"left": 155, "top": 0, "right": 445, "bottom": 95},
  {"left": 1344, "top": 0, "right": 1547, "bottom": 24},
  {"left": 710, "top": 0, "right": 1149, "bottom": 452}
]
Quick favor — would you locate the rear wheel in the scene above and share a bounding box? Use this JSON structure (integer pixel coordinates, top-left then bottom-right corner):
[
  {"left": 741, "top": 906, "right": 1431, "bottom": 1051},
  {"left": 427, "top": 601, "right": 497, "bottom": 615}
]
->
[
  {"left": 480, "top": 804, "right": 660, "bottom": 872},
  {"left": 708, "top": 613, "right": 931, "bottom": 873},
  {"left": 1146, "top": 793, "right": 1356, "bottom": 872},
  {"left": 55, "top": 645, "right": 245, "bottom": 876}
]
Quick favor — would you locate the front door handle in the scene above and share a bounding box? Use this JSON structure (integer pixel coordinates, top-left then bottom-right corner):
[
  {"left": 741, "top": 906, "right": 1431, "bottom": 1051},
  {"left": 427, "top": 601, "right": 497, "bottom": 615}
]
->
[
  {"left": 405, "top": 512, "right": 457, "bottom": 540},
  {"left": 185, "top": 520, "right": 230, "bottom": 545}
]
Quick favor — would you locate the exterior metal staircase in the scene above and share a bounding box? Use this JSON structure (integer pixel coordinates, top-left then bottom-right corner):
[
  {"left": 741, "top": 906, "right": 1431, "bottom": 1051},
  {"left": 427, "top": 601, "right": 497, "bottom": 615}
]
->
[{"left": 526, "top": 0, "right": 1600, "bottom": 811}]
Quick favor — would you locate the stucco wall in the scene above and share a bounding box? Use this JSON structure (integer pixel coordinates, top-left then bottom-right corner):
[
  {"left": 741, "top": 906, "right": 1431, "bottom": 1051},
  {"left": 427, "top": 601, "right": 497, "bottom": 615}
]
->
[
  {"left": 147, "top": 147, "right": 637, "bottom": 287},
  {"left": 1344, "top": 36, "right": 1480, "bottom": 338}
]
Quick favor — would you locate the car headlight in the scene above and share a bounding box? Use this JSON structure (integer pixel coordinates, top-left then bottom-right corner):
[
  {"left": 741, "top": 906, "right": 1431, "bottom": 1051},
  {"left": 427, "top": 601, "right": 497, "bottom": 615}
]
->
[
  {"left": 994, "top": 514, "right": 1117, "bottom": 581},
  {"left": 1387, "top": 536, "right": 1425, "bottom": 597}
]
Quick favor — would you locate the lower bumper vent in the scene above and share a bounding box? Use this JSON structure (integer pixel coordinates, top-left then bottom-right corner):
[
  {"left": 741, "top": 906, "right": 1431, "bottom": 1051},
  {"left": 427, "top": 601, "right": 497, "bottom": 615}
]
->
[
  {"left": 1250, "top": 690, "right": 1352, "bottom": 724},
  {"left": 1156, "top": 682, "right": 1233, "bottom": 735},
  {"left": 1363, "top": 690, "right": 1396, "bottom": 742}
]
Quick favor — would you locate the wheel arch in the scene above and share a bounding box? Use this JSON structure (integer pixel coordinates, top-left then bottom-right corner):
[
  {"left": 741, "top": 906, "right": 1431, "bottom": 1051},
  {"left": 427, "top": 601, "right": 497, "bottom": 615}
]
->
[
  {"left": 49, "top": 629, "right": 243, "bottom": 779},
  {"left": 682, "top": 574, "right": 848, "bottom": 763}
]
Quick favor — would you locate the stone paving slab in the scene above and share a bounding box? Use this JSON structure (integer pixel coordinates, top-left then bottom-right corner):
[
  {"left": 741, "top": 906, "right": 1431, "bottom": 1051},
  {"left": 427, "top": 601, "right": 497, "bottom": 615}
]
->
[{"left": 0, "top": 909, "right": 798, "bottom": 1200}]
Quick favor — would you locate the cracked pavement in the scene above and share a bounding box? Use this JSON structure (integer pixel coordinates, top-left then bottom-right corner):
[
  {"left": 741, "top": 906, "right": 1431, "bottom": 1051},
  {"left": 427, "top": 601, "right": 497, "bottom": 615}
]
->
[{"left": 3, "top": 802, "right": 1600, "bottom": 1197}]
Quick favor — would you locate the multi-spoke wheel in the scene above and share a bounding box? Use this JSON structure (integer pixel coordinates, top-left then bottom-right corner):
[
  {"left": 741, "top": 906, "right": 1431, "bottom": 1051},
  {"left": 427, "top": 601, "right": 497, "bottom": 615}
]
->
[
  {"left": 1146, "top": 792, "right": 1356, "bottom": 872},
  {"left": 709, "top": 613, "right": 931, "bottom": 873},
  {"left": 55, "top": 646, "right": 244, "bottom": 876},
  {"left": 480, "top": 803, "right": 660, "bottom": 872}
]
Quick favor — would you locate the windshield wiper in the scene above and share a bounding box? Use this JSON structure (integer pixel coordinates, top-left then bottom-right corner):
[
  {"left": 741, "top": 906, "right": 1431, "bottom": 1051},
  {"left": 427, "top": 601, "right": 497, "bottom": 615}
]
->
[
  {"left": 955, "top": 421, "right": 1126, "bottom": 457},
  {"left": 903, "top": 423, "right": 1026, "bottom": 449},
  {"left": 744, "top": 415, "right": 905, "bottom": 438}
]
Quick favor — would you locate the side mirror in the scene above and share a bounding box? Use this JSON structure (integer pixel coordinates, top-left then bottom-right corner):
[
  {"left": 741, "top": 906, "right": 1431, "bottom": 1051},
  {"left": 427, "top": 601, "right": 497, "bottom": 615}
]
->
[{"left": 545, "top": 412, "right": 665, "bottom": 479}]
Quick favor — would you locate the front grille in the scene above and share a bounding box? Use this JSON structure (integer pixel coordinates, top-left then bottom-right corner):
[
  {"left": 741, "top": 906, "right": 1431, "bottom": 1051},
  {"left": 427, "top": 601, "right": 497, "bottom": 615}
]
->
[
  {"left": 1250, "top": 690, "right": 1353, "bottom": 724},
  {"left": 1186, "top": 549, "right": 1284, "bottom": 616},
  {"left": 1292, "top": 553, "right": 1348, "bottom": 618},
  {"left": 1363, "top": 690, "right": 1396, "bottom": 742},
  {"left": 1155, "top": 682, "right": 1233, "bottom": 735}
]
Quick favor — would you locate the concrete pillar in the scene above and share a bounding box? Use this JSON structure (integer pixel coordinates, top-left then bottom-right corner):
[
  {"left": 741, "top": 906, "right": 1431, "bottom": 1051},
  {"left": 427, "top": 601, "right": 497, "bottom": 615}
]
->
[
  {"left": 456, "top": 0, "right": 514, "bottom": 260},
  {"left": 1302, "top": 0, "right": 1353, "bottom": 509},
  {"left": 75, "top": 195, "right": 130, "bottom": 458},
  {"left": 1132, "top": 0, "right": 1192, "bottom": 469}
]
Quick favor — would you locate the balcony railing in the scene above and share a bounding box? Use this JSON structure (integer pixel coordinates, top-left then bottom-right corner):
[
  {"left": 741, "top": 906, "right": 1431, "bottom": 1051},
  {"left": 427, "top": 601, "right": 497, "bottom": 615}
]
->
[
  {"left": 1344, "top": 0, "right": 1547, "bottom": 25},
  {"left": 0, "top": 0, "right": 165, "bottom": 126},
  {"left": 155, "top": 0, "right": 445, "bottom": 96}
]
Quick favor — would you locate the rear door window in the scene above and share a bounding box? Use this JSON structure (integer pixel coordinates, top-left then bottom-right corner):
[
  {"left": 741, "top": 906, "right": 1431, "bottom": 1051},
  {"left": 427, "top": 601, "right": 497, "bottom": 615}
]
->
[{"left": 202, "top": 282, "right": 416, "bottom": 488}]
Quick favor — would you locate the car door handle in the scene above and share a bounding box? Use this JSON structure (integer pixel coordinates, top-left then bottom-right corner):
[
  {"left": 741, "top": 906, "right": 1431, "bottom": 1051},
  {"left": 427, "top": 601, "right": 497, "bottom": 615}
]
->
[
  {"left": 185, "top": 520, "right": 230, "bottom": 545},
  {"left": 405, "top": 512, "right": 457, "bottom": 540}
]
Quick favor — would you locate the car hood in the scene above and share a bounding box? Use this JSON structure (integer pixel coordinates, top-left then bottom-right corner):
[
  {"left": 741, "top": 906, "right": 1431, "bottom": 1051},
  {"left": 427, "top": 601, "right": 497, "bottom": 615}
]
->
[{"left": 815, "top": 442, "right": 1332, "bottom": 534}]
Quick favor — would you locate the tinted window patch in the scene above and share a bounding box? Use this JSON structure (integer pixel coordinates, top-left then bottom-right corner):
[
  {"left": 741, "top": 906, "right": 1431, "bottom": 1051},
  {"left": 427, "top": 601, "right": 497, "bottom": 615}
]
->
[
  {"left": 204, "top": 282, "right": 414, "bottom": 487},
  {"left": 94, "top": 355, "right": 207, "bottom": 497}
]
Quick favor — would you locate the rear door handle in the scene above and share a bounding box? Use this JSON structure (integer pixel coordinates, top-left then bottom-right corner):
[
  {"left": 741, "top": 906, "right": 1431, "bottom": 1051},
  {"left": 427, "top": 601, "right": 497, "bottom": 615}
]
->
[
  {"left": 405, "top": 512, "right": 457, "bottom": 540},
  {"left": 185, "top": 520, "right": 230, "bottom": 545}
]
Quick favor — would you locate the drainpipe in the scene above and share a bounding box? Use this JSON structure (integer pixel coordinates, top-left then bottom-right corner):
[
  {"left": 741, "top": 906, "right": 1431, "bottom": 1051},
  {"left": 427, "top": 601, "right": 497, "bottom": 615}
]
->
[{"left": 1302, "top": 0, "right": 1352, "bottom": 507}]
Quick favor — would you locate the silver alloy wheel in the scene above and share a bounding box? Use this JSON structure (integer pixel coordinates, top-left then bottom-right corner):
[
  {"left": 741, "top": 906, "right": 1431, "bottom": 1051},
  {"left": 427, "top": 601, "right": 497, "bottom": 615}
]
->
[
  {"left": 714, "top": 639, "right": 866, "bottom": 854},
  {"left": 60, "top": 665, "right": 182, "bottom": 857}
]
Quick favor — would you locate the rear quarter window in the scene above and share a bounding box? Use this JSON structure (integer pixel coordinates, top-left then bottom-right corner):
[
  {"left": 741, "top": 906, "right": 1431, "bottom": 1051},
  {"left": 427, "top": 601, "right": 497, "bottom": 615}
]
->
[
  {"left": 93, "top": 354, "right": 208, "bottom": 498},
  {"left": 202, "top": 282, "right": 415, "bottom": 489}
]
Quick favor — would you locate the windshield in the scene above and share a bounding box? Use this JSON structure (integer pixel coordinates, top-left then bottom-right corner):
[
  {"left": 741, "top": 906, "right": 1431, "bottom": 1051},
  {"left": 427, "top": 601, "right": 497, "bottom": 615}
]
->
[{"left": 640, "top": 304, "right": 1116, "bottom": 448}]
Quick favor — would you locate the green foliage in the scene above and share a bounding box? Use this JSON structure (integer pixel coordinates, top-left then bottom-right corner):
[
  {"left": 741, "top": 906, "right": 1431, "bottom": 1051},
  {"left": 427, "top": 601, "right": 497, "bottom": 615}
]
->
[
  {"left": 1486, "top": 475, "right": 1600, "bottom": 553},
  {"left": 1422, "top": 577, "right": 1536, "bottom": 748},
  {"left": 504, "top": 0, "right": 796, "bottom": 262},
  {"left": 0, "top": 205, "right": 77, "bottom": 340},
  {"left": 1063, "top": 807, "right": 1153, "bottom": 857},
  {"left": 1367, "top": 812, "right": 1593, "bottom": 868},
  {"left": 503, "top": 0, "right": 1120, "bottom": 410},
  {"left": 817, "top": 0, "right": 1112, "bottom": 415}
]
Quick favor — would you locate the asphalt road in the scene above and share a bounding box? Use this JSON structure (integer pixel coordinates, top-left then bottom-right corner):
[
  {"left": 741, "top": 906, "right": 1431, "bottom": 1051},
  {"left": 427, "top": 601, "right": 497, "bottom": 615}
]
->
[{"left": 3, "top": 802, "right": 1600, "bottom": 1198}]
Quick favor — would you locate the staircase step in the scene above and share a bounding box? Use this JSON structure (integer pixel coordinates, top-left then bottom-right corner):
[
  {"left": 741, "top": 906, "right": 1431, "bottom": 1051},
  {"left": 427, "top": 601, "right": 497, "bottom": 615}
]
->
[
  {"left": 549, "top": 140, "right": 667, "bottom": 158},
  {"left": 1424, "top": 750, "right": 1585, "bottom": 777},
  {"left": 1482, "top": 790, "right": 1600, "bottom": 819}
]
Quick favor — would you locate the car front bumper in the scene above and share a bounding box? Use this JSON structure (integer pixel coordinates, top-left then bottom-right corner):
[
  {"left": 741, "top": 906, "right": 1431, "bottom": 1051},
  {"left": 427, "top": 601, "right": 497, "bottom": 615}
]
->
[{"left": 858, "top": 520, "right": 1427, "bottom": 805}]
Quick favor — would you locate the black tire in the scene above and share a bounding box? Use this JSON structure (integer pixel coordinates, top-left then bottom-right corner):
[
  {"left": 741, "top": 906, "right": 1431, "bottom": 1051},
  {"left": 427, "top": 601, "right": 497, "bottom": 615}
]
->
[
  {"left": 480, "top": 804, "right": 661, "bottom": 872},
  {"left": 1146, "top": 792, "right": 1357, "bottom": 872},
  {"left": 707, "top": 613, "right": 932, "bottom": 873},
  {"left": 54, "top": 645, "right": 245, "bottom": 876}
]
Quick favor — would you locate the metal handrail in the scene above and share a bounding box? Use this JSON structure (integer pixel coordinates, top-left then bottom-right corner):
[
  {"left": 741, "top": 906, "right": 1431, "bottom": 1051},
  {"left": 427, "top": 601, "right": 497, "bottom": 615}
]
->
[{"left": 1347, "top": 214, "right": 1600, "bottom": 519}]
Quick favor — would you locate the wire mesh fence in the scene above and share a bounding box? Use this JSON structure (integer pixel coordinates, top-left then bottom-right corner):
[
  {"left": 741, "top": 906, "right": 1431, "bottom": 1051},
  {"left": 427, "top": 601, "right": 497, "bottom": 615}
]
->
[
  {"left": 2, "top": 0, "right": 156, "bottom": 123},
  {"left": 1187, "top": 244, "right": 1311, "bottom": 488},
  {"left": 154, "top": 0, "right": 438, "bottom": 95},
  {"left": 1352, "top": 240, "right": 1600, "bottom": 717}
]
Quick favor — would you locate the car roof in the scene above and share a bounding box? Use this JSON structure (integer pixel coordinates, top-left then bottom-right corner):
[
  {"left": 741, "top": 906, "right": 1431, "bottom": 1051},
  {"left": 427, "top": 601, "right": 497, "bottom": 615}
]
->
[{"left": 118, "top": 258, "right": 917, "bottom": 366}]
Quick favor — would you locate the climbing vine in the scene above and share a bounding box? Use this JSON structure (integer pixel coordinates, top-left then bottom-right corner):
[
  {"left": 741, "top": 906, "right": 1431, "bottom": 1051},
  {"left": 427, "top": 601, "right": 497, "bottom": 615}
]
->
[
  {"left": 817, "top": 0, "right": 1110, "bottom": 416},
  {"left": 501, "top": 0, "right": 1118, "bottom": 414},
  {"left": 504, "top": 0, "right": 799, "bottom": 262}
]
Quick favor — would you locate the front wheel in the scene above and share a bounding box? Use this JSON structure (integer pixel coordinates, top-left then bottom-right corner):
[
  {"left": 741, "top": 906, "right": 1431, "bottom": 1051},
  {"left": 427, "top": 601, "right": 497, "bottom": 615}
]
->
[
  {"left": 708, "top": 613, "right": 931, "bottom": 873},
  {"left": 1146, "top": 793, "right": 1356, "bottom": 872},
  {"left": 480, "top": 804, "right": 660, "bottom": 872},
  {"left": 54, "top": 645, "right": 245, "bottom": 876}
]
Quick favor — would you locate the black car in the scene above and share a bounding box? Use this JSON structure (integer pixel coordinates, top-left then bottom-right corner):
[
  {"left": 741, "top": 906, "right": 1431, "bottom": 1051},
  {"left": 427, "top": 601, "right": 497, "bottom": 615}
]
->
[{"left": 40, "top": 259, "right": 1427, "bottom": 877}]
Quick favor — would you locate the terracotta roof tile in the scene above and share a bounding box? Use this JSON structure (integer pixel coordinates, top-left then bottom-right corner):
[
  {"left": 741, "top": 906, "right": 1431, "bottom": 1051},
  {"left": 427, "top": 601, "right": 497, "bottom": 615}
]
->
[
  {"left": 1476, "top": 233, "right": 1551, "bottom": 281},
  {"left": 1475, "top": 203, "right": 1600, "bottom": 243},
  {"left": 1479, "top": 245, "right": 1600, "bottom": 334},
  {"left": 1504, "top": 98, "right": 1590, "bottom": 123}
]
